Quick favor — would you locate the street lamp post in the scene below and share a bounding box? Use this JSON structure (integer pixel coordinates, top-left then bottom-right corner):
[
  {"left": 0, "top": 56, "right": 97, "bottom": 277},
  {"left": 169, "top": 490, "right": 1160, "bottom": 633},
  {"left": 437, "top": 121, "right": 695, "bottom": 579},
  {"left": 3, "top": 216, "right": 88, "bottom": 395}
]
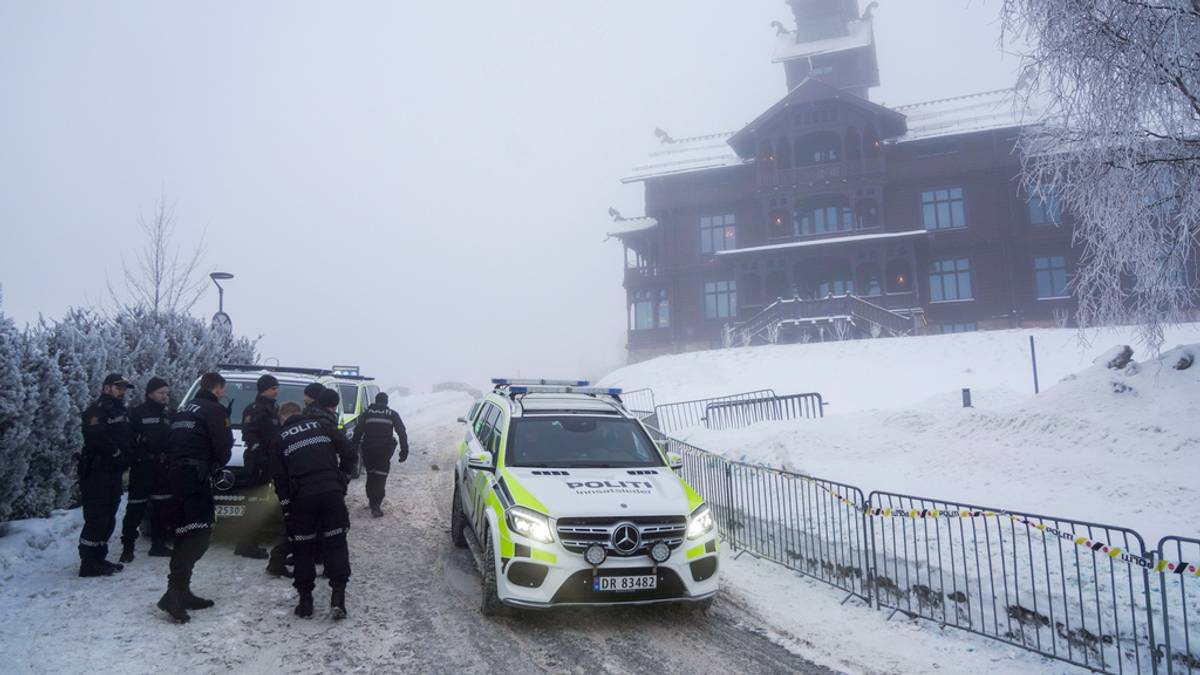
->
[{"left": 210, "top": 272, "right": 234, "bottom": 335}]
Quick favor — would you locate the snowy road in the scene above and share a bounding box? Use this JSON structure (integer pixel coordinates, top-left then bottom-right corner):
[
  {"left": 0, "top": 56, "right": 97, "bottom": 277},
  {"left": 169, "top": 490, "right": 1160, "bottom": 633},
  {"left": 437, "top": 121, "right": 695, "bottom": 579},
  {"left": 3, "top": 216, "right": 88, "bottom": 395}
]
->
[{"left": 0, "top": 411, "right": 835, "bottom": 675}]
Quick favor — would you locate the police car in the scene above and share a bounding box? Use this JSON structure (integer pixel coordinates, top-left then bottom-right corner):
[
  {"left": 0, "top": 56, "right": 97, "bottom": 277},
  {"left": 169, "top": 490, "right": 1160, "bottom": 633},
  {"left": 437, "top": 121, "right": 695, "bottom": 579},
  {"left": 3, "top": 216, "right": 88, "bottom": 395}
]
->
[
  {"left": 451, "top": 379, "right": 720, "bottom": 615},
  {"left": 330, "top": 366, "right": 380, "bottom": 479},
  {"left": 180, "top": 365, "right": 362, "bottom": 534}
]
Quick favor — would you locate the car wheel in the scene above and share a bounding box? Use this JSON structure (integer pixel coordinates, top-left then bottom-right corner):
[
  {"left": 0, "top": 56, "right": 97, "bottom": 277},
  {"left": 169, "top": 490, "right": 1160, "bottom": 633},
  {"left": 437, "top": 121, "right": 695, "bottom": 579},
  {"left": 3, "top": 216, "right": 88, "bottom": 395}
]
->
[
  {"left": 480, "top": 530, "right": 507, "bottom": 617},
  {"left": 692, "top": 596, "right": 715, "bottom": 613},
  {"left": 450, "top": 483, "right": 468, "bottom": 549}
]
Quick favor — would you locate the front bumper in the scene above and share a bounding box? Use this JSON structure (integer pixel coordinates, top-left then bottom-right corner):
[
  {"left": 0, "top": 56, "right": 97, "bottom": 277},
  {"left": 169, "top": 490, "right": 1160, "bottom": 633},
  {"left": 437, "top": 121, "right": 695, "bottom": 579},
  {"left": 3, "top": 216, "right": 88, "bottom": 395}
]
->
[{"left": 496, "top": 532, "right": 720, "bottom": 608}]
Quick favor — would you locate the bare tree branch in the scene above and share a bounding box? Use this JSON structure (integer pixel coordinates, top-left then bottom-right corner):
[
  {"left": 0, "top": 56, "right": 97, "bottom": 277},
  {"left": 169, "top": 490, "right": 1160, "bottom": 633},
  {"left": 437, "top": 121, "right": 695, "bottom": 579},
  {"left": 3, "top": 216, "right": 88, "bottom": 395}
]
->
[{"left": 109, "top": 190, "right": 211, "bottom": 315}]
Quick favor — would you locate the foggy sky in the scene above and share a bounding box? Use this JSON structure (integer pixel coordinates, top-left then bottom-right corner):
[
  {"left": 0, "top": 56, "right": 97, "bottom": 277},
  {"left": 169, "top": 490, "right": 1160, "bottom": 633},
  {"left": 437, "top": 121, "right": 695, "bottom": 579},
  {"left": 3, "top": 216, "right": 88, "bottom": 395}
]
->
[{"left": 0, "top": 0, "right": 1020, "bottom": 392}]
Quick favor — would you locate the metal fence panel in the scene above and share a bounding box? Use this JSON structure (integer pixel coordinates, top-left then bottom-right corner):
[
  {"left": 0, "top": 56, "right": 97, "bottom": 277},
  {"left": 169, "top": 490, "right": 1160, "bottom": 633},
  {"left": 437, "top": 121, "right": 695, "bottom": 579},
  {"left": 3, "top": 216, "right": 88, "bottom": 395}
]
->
[
  {"left": 620, "top": 388, "right": 657, "bottom": 418},
  {"left": 704, "top": 393, "right": 825, "bottom": 430},
  {"left": 868, "top": 491, "right": 1156, "bottom": 674},
  {"left": 1157, "top": 537, "right": 1200, "bottom": 674},
  {"left": 653, "top": 389, "right": 776, "bottom": 434}
]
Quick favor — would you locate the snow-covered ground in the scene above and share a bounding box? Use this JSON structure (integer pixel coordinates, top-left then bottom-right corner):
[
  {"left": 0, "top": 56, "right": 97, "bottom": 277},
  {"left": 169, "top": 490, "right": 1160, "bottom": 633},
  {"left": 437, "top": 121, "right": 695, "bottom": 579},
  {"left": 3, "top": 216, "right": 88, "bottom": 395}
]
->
[{"left": 601, "top": 325, "right": 1200, "bottom": 543}]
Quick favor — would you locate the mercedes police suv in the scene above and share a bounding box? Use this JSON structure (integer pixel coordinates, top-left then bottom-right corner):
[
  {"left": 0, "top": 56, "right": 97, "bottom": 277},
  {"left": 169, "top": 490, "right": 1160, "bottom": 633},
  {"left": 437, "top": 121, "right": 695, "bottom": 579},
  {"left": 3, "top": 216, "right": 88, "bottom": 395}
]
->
[{"left": 451, "top": 379, "right": 720, "bottom": 615}]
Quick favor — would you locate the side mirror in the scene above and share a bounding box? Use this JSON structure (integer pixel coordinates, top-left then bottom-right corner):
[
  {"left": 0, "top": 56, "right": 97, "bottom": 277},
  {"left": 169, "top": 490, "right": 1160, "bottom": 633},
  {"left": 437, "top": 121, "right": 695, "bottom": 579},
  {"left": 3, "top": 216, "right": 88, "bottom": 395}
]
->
[
  {"left": 468, "top": 451, "right": 495, "bottom": 472},
  {"left": 457, "top": 417, "right": 468, "bottom": 424},
  {"left": 667, "top": 452, "right": 684, "bottom": 470}
]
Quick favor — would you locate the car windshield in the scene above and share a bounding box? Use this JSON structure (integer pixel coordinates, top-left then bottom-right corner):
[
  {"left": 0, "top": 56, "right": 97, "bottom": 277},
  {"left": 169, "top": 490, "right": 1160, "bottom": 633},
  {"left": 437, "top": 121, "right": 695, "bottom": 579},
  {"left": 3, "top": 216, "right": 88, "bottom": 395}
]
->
[
  {"left": 506, "top": 417, "right": 664, "bottom": 469},
  {"left": 185, "top": 380, "right": 307, "bottom": 429}
]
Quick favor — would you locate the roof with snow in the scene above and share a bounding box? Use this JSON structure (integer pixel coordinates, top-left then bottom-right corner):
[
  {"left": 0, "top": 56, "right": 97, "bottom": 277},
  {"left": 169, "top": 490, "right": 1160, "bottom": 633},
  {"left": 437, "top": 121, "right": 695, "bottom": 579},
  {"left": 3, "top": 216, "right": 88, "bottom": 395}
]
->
[
  {"left": 892, "top": 89, "right": 1040, "bottom": 143},
  {"left": 621, "top": 132, "right": 746, "bottom": 184},
  {"left": 773, "top": 17, "right": 874, "bottom": 63},
  {"left": 607, "top": 216, "right": 659, "bottom": 239},
  {"left": 714, "top": 229, "right": 927, "bottom": 256}
]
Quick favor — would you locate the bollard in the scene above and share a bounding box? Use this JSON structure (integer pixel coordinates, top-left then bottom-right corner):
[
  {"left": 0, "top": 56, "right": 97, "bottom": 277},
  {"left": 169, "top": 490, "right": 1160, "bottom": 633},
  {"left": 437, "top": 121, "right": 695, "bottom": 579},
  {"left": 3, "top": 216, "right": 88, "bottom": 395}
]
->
[{"left": 962, "top": 388, "right": 973, "bottom": 408}]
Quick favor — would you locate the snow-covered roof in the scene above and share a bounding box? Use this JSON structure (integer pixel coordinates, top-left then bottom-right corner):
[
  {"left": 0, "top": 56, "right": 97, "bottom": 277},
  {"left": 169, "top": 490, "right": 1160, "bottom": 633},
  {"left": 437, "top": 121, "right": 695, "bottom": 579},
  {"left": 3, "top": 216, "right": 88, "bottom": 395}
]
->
[
  {"left": 714, "top": 229, "right": 926, "bottom": 256},
  {"left": 621, "top": 132, "right": 745, "bottom": 184},
  {"left": 772, "top": 17, "right": 874, "bottom": 64},
  {"left": 892, "top": 89, "right": 1040, "bottom": 143},
  {"left": 607, "top": 216, "right": 659, "bottom": 238}
]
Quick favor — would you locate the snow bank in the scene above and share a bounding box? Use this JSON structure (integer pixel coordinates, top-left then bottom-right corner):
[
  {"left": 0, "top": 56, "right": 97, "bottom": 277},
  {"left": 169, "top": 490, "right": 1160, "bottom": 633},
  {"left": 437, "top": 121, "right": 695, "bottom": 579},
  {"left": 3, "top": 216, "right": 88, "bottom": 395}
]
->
[
  {"left": 601, "top": 324, "right": 1200, "bottom": 414},
  {"left": 393, "top": 391, "right": 475, "bottom": 433},
  {"left": 0, "top": 509, "right": 81, "bottom": 580}
]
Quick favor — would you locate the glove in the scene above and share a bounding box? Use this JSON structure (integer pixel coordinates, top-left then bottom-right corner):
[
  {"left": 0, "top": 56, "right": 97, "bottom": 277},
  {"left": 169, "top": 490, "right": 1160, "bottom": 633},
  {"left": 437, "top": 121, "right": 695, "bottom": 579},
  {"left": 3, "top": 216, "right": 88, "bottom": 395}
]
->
[{"left": 399, "top": 447, "right": 409, "bottom": 463}]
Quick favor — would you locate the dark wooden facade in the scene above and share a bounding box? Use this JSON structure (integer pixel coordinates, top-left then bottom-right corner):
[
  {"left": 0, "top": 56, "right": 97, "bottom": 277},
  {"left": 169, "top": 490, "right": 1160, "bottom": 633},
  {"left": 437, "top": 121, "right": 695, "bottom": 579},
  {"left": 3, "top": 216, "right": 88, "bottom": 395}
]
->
[{"left": 614, "top": 0, "right": 1078, "bottom": 362}]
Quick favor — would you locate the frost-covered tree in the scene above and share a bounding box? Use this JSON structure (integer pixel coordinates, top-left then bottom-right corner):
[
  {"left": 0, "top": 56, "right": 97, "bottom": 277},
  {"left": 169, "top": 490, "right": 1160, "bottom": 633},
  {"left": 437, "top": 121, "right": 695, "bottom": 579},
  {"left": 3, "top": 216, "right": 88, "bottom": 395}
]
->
[
  {"left": 1002, "top": 0, "right": 1200, "bottom": 347},
  {"left": 11, "top": 333, "right": 77, "bottom": 518},
  {"left": 0, "top": 294, "right": 32, "bottom": 521}
]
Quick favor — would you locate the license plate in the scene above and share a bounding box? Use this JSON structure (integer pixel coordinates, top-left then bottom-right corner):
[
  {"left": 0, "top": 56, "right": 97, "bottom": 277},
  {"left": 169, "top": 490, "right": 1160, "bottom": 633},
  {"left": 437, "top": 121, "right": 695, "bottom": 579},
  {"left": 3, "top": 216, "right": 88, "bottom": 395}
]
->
[
  {"left": 593, "top": 575, "right": 658, "bottom": 592},
  {"left": 215, "top": 505, "right": 245, "bottom": 518}
]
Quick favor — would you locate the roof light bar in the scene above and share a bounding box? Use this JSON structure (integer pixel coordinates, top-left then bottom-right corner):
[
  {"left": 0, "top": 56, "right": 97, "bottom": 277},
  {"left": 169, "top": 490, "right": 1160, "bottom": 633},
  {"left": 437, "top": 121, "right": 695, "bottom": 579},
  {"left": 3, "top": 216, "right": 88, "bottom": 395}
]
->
[
  {"left": 505, "top": 385, "right": 623, "bottom": 396},
  {"left": 492, "top": 378, "right": 590, "bottom": 387}
]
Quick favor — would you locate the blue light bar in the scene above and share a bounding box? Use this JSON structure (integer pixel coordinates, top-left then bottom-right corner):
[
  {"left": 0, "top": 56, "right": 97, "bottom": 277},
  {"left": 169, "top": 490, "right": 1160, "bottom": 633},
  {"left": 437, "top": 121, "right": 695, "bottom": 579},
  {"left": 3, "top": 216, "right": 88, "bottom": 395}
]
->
[
  {"left": 499, "top": 384, "right": 622, "bottom": 397},
  {"left": 492, "top": 378, "right": 590, "bottom": 387}
]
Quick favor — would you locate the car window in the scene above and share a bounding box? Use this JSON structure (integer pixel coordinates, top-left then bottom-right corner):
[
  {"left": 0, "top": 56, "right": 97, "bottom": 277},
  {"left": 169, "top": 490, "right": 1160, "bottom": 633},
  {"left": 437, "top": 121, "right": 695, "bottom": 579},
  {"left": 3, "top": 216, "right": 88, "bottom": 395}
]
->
[
  {"left": 473, "top": 404, "right": 491, "bottom": 439},
  {"left": 367, "top": 385, "right": 380, "bottom": 402},
  {"left": 488, "top": 409, "right": 505, "bottom": 454},
  {"left": 339, "top": 384, "right": 359, "bottom": 414},
  {"left": 185, "top": 379, "right": 307, "bottom": 429},
  {"left": 467, "top": 403, "right": 480, "bottom": 423}
]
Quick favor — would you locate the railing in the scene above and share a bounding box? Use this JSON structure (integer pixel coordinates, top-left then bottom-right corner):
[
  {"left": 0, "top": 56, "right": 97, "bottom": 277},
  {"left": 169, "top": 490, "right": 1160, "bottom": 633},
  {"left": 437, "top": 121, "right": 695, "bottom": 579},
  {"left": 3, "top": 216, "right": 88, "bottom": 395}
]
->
[
  {"left": 1157, "top": 537, "right": 1200, "bottom": 674},
  {"left": 867, "top": 491, "right": 1156, "bottom": 675},
  {"left": 726, "top": 294, "right": 912, "bottom": 346},
  {"left": 758, "top": 157, "right": 887, "bottom": 188},
  {"left": 704, "top": 393, "right": 826, "bottom": 430},
  {"left": 620, "top": 388, "right": 657, "bottom": 420},
  {"left": 652, "top": 389, "right": 776, "bottom": 434}
]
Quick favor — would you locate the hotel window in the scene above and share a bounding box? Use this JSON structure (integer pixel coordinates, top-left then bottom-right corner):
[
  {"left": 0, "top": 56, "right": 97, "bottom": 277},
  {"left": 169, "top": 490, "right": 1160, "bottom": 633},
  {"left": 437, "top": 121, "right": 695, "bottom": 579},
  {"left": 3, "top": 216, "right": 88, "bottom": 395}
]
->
[
  {"left": 942, "top": 323, "right": 977, "bottom": 334},
  {"left": 1034, "top": 255, "right": 1069, "bottom": 298},
  {"left": 704, "top": 280, "right": 737, "bottom": 319},
  {"left": 797, "top": 195, "right": 853, "bottom": 235},
  {"left": 629, "top": 291, "right": 654, "bottom": 331},
  {"left": 1027, "top": 191, "right": 1062, "bottom": 226},
  {"left": 656, "top": 289, "right": 670, "bottom": 328},
  {"left": 922, "top": 187, "right": 966, "bottom": 230},
  {"left": 700, "top": 214, "right": 737, "bottom": 253},
  {"left": 929, "top": 258, "right": 973, "bottom": 302}
]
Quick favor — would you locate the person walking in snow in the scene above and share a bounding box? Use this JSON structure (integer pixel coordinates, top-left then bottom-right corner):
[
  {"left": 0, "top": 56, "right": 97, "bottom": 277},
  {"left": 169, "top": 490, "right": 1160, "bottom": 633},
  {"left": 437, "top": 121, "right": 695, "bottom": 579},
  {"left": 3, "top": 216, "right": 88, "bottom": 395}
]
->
[
  {"left": 351, "top": 392, "right": 408, "bottom": 518},
  {"left": 157, "top": 372, "right": 233, "bottom": 624},
  {"left": 270, "top": 389, "right": 356, "bottom": 619},
  {"left": 77, "top": 373, "right": 134, "bottom": 577},
  {"left": 119, "top": 377, "right": 174, "bottom": 562}
]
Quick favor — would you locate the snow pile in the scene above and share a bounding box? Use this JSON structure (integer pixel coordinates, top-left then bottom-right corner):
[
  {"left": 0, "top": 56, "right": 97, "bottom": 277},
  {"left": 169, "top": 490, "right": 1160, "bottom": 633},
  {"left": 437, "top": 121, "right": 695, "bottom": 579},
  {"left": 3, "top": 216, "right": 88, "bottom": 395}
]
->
[
  {"left": 0, "top": 509, "right": 82, "bottom": 580},
  {"left": 393, "top": 391, "right": 475, "bottom": 433}
]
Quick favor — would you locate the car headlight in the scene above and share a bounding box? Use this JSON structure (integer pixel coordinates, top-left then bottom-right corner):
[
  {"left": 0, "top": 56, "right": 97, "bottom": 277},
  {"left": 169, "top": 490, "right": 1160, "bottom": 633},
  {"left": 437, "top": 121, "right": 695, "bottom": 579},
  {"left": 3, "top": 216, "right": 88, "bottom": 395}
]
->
[
  {"left": 507, "top": 506, "right": 555, "bottom": 544},
  {"left": 687, "top": 504, "right": 715, "bottom": 540}
]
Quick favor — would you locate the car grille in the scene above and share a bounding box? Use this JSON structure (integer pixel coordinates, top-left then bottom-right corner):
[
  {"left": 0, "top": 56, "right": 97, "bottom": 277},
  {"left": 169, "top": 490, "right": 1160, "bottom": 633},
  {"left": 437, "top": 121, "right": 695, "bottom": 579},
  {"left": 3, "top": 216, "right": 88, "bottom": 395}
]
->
[{"left": 555, "top": 515, "right": 687, "bottom": 556}]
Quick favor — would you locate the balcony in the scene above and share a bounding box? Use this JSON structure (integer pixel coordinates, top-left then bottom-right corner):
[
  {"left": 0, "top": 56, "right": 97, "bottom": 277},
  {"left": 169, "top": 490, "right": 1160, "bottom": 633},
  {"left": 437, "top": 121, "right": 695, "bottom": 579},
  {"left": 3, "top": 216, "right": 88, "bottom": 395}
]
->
[
  {"left": 758, "top": 157, "right": 886, "bottom": 189},
  {"left": 624, "top": 266, "right": 665, "bottom": 285}
]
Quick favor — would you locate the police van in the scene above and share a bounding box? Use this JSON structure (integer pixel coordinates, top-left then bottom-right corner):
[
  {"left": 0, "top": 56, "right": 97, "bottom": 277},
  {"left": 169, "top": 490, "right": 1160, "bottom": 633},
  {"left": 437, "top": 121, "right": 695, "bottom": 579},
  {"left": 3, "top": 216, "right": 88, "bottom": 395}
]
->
[
  {"left": 330, "top": 366, "right": 379, "bottom": 479},
  {"left": 179, "top": 365, "right": 365, "bottom": 535},
  {"left": 451, "top": 379, "right": 720, "bottom": 615}
]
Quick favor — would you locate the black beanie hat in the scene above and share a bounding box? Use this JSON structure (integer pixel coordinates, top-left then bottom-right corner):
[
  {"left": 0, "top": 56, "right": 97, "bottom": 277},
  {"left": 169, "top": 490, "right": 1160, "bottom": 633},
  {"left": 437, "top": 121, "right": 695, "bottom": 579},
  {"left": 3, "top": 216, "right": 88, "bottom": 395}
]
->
[
  {"left": 257, "top": 374, "right": 280, "bottom": 393},
  {"left": 375, "top": 392, "right": 389, "bottom": 405},
  {"left": 145, "top": 377, "right": 169, "bottom": 396},
  {"left": 304, "top": 383, "right": 325, "bottom": 400},
  {"left": 318, "top": 388, "right": 340, "bottom": 409}
]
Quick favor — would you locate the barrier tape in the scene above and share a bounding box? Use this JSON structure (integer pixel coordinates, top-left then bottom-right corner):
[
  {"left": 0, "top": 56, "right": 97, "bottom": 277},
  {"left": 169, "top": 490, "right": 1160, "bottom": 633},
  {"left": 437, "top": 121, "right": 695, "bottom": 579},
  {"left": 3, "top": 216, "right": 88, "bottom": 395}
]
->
[{"left": 861, "top": 504, "right": 1200, "bottom": 578}]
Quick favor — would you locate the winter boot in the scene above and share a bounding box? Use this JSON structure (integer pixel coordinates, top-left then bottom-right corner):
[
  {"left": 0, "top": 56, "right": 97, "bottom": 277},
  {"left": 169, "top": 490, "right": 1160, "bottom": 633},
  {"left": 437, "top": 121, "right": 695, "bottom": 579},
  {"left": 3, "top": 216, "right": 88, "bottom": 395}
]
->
[
  {"left": 147, "top": 542, "right": 173, "bottom": 557},
  {"left": 294, "top": 591, "right": 314, "bottom": 619},
  {"left": 266, "top": 559, "right": 293, "bottom": 578},
  {"left": 370, "top": 505, "right": 384, "bottom": 518},
  {"left": 182, "top": 587, "right": 215, "bottom": 610},
  {"left": 119, "top": 542, "right": 135, "bottom": 564},
  {"left": 78, "top": 558, "right": 117, "bottom": 578},
  {"left": 235, "top": 543, "right": 269, "bottom": 560},
  {"left": 330, "top": 588, "right": 347, "bottom": 621},
  {"left": 100, "top": 559, "right": 125, "bottom": 574},
  {"left": 157, "top": 588, "right": 191, "bottom": 624}
]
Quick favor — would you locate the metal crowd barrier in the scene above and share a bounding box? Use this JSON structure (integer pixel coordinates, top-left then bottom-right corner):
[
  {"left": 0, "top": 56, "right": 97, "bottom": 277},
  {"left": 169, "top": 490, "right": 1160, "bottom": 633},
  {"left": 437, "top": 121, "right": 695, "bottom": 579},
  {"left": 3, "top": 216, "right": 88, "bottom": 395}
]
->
[
  {"left": 704, "top": 392, "right": 825, "bottom": 430},
  {"left": 1157, "top": 537, "right": 1200, "bottom": 674},
  {"left": 619, "top": 387, "right": 657, "bottom": 418},
  {"left": 652, "top": 389, "right": 776, "bottom": 434}
]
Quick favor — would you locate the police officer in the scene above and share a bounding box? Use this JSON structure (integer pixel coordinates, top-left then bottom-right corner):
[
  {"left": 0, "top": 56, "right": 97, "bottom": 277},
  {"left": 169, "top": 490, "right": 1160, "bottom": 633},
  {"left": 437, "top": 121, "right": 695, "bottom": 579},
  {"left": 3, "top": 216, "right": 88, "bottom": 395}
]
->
[
  {"left": 352, "top": 393, "right": 409, "bottom": 518},
  {"left": 120, "top": 377, "right": 173, "bottom": 562},
  {"left": 270, "top": 388, "right": 356, "bottom": 620},
  {"left": 157, "top": 372, "right": 233, "bottom": 624},
  {"left": 234, "top": 374, "right": 279, "bottom": 560},
  {"left": 78, "top": 374, "right": 134, "bottom": 577}
]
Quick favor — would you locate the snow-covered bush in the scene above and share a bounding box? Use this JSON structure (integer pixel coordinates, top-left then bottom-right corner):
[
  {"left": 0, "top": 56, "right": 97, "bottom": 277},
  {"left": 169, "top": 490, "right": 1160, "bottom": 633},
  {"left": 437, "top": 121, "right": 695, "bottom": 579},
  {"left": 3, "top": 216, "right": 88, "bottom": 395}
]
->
[{"left": 0, "top": 297, "right": 32, "bottom": 522}]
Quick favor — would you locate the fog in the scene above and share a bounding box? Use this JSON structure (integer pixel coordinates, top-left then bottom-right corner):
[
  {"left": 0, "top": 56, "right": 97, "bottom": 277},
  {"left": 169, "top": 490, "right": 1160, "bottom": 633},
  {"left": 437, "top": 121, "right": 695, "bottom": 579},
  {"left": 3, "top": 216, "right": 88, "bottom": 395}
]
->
[{"left": 0, "top": 0, "right": 1018, "bottom": 392}]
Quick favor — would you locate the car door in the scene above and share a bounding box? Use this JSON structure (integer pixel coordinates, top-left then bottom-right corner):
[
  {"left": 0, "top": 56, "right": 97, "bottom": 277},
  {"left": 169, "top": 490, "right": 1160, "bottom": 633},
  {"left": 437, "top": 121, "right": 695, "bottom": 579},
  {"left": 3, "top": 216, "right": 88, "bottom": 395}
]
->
[{"left": 466, "top": 404, "right": 500, "bottom": 533}]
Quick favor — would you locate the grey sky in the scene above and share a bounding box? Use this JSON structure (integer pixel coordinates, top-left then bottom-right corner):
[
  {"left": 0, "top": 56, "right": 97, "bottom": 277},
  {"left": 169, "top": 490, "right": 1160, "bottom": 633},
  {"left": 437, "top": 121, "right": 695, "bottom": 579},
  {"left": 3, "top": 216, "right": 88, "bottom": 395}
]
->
[{"left": 0, "top": 0, "right": 1018, "bottom": 391}]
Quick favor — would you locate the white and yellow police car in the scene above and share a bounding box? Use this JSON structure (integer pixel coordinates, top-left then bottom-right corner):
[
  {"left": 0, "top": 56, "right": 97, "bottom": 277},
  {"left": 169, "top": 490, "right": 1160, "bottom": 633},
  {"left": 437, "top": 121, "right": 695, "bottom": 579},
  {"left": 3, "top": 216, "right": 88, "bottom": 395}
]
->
[{"left": 451, "top": 379, "right": 719, "bottom": 615}]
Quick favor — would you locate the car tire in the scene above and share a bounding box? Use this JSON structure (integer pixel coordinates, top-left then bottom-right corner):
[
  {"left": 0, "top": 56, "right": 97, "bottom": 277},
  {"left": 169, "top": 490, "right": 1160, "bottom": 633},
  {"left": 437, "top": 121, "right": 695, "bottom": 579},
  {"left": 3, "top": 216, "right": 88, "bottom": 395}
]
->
[
  {"left": 450, "top": 483, "right": 468, "bottom": 549},
  {"left": 692, "top": 596, "right": 715, "bottom": 613},
  {"left": 480, "top": 530, "right": 507, "bottom": 618}
]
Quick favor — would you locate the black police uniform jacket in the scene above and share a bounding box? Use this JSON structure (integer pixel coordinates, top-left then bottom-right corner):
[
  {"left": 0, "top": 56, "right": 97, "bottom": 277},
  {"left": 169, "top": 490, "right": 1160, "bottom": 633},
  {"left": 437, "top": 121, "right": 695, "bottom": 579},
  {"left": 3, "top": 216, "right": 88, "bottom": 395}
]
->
[
  {"left": 129, "top": 399, "right": 172, "bottom": 465},
  {"left": 240, "top": 395, "right": 279, "bottom": 483},
  {"left": 80, "top": 394, "right": 132, "bottom": 477},
  {"left": 270, "top": 413, "right": 357, "bottom": 503},
  {"left": 168, "top": 389, "right": 234, "bottom": 470},
  {"left": 352, "top": 403, "right": 409, "bottom": 460}
]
